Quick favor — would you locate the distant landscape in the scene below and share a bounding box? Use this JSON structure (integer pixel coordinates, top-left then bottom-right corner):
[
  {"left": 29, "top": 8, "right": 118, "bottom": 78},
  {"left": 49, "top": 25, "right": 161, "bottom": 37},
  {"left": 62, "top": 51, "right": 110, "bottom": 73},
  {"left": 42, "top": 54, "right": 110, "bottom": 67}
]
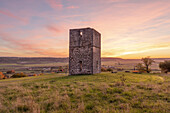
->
[{"left": 0, "top": 57, "right": 170, "bottom": 74}]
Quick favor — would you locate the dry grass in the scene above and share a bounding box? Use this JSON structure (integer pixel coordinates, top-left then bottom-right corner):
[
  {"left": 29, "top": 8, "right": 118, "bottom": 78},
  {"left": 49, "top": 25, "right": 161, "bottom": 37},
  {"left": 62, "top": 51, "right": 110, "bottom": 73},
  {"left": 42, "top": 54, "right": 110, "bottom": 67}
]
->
[{"left": 0, "top": 72, "right": 169, "bottom": 113}]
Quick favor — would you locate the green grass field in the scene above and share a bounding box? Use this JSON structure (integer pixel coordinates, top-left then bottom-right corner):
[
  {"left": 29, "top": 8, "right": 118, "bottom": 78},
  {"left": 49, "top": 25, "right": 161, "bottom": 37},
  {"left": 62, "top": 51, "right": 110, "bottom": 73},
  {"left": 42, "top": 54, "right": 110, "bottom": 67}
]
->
[{"left": 0, "top": 72, "right": 169, "bottom": 113}]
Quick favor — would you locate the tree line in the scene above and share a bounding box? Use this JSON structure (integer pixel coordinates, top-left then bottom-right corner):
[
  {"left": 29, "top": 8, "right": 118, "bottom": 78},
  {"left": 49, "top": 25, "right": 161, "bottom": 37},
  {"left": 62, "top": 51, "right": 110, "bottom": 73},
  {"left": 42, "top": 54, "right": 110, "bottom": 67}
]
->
[{"left": 137, "top": 56, "right": 170, "bottom": 73}]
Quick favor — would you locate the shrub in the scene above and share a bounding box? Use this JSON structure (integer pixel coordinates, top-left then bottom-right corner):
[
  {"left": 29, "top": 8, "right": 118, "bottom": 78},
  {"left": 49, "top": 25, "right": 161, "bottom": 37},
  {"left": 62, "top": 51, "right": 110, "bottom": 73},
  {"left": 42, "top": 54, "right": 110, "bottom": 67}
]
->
[
  {"left": 6, "top": 70, "right": 15, "bottom": 74},
  {"left": 107, "top": 68, "right": 113, "bottom": 72},
  {"left": 33, "top": 74, "right": 37, "bottom": 76},
  {"left": 0, "top": 72, "right": 6, "bottom": 79},
  {"left": 159, "top": 60, "right": 170, "bottom": 73},
  {"left": 101, "top": 67, "right": 107, "bottom": 72},
  {"left": 136, "top": 63, "right": 145, "bottom": 73},
  {"left": 11, "top": 73, "right": 27, "bottom": 78}
]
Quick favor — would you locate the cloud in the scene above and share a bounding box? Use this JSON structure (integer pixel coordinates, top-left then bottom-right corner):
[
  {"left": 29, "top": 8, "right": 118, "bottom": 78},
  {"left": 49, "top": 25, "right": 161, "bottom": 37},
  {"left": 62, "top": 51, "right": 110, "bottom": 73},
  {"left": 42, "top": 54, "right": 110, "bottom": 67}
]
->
[
  {"left": 81, "top": 1, "right": 170, "bottom": 57},
  {"left": 0, "top": 32, "right": 68, "bottom": 57},
  {"left": 34, "top": 48, "right": 68, "bottom": 57},
  {"left": 46, "top": 25, "right": 61, "bottom": 33},
  {"left": 0, "top": 52, "right": 14, "bottom": 56},
  {"left": 0, "top": 9, "right": 28, "bottom": 24},
  {"left": 106, "top": 0, "right": 128, "bottom": 3},
  {"left": 45, "top": 24, "right": 67, "bottom": 37},
  {"left": 102, "top": 41, "right": 170, "bottom": 58},
  {"left": 0, "top": 24, "right": 14, "bottom": 30},
  {"left": 66, "top": 6, "right": 79, "bottom": 9},
  {"left": 46, "top": 0, "right": 63, "bottom": 9}
]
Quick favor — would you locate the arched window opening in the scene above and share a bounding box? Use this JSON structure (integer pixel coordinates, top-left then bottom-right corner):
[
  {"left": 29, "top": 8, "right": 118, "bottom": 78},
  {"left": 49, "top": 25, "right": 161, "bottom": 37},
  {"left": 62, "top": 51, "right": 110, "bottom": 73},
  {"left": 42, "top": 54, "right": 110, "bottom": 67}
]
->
[{"left": 80, "top": 31, "right": 83, "bottom": 36}]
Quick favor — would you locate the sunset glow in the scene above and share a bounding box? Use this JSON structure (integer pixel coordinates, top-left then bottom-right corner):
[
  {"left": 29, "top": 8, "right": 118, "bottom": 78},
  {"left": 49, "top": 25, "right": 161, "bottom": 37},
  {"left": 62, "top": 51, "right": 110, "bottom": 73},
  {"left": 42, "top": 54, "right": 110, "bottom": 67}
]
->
[{"left": 0, "top": 0, "right": 170, "bottom": 58}]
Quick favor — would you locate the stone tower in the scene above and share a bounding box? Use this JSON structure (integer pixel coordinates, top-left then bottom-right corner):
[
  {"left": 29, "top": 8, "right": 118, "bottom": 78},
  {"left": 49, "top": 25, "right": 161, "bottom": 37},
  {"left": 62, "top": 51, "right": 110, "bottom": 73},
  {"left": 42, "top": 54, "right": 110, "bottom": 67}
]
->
[{"left": 69, "top": 27, "right": 101, "bottom": 75}]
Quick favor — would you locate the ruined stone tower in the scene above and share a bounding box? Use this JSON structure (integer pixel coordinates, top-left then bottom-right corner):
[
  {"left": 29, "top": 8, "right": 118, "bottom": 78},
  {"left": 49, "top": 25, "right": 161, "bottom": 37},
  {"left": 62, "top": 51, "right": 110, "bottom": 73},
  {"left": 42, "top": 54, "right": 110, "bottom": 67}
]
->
[{"left": 69, "top": 27, "right": 101, "bottom": 75}]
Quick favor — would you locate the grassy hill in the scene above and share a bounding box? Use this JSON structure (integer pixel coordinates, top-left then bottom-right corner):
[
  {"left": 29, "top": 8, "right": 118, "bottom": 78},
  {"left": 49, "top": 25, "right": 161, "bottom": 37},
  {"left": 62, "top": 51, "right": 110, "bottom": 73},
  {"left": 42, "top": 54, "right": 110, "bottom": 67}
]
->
[{"left": 0, "top": 72, "right": 169, "bottom": 113}]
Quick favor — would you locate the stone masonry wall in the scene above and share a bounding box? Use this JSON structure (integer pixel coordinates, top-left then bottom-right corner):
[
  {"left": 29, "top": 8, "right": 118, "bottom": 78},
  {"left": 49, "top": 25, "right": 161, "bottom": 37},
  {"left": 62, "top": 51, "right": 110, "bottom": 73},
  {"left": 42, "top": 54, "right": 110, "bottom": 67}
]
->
[
  {"left": 69, "top": 27, "right": 101, "bottom": 75},
  {"left": 92, "top": 30, "right": 101, "bottom": 74}
]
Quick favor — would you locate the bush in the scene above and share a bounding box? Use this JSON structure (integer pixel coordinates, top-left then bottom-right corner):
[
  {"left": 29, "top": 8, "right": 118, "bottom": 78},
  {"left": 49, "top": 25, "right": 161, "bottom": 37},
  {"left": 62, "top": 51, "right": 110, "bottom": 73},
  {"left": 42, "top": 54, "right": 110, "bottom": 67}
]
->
[
  {"left": 159, "top": 60, "right": 170, "bottom": 73},
  {"left": 107, "top": 68, "right": 113, "bottom": 72},
  {"left": 136, "top": 63, "right": 145, "bottom": 73},
  {"left": 101, "top": 67, "right": 107, "bottom": 72},
  {"left": 11, "top": 73, "right": 27, "bottom": 78},
  {"left": 6, "top": 70, "right": 15, "bottom": 74},
  {"left": 0, "top": 72, "right": 6, "bottom": 79}
]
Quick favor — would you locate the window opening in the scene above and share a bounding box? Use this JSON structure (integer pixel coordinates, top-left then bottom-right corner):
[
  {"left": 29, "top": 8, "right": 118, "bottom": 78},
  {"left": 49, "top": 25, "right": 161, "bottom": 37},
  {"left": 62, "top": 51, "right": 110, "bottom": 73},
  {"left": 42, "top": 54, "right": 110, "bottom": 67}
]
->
[{"left": 79, "top": 61, "right": 82, "bottom": 71}]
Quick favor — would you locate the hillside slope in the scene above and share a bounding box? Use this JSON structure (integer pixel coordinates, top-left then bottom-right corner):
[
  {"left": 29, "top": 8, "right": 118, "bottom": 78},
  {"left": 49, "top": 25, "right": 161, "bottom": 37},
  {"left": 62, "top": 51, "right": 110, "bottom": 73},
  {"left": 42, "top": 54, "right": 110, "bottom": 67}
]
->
[{"left": 0, "top": 73, "right": 169, "bottom": 113}]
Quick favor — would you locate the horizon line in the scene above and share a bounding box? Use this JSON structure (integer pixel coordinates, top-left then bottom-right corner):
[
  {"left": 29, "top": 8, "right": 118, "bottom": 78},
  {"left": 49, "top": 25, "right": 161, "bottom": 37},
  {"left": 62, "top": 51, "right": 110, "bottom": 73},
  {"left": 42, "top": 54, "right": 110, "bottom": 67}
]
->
[{"left": 0, "top": 56, "right": 170, "bottom": 60}]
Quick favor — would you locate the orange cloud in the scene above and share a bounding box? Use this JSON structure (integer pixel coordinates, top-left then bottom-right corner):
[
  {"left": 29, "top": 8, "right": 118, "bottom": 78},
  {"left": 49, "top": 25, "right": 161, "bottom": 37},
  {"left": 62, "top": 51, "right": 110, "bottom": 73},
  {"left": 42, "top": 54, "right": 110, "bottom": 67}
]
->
[
  {"left": 0, "top": 32, "right": 68, "bottom": 57},
  {"left": 102, "top": 41, "right": 170, "bottom": 58},
  {"left": 35, "top": 48, "right": 68, "bottom": 57}
]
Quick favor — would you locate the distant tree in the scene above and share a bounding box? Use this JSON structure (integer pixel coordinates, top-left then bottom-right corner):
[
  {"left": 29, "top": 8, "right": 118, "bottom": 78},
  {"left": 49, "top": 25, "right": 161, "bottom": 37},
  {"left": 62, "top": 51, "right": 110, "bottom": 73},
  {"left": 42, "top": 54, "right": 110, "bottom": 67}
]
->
[
  {"left": 11, "top": 73, "right": 27, "bottom": 78},
  {"left": 107, "top": 68, "right": 113, "bottom": 72},
  {"left": 159, "top": 60, "right": 170, "bottom": 73},
  {"left": 141, "top": 56, "right": 155, "bottom": 73},
  {"left": 136, "top": 63, "right": 145, "bottom": 73}
]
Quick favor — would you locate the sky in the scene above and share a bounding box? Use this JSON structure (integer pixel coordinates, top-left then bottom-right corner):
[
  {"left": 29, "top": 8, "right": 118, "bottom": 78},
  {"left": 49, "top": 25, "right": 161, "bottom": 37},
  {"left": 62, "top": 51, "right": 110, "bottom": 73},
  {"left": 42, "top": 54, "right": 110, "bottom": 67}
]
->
[{"left": 0, "top": 0, "right": 170, "bottom": 59}]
